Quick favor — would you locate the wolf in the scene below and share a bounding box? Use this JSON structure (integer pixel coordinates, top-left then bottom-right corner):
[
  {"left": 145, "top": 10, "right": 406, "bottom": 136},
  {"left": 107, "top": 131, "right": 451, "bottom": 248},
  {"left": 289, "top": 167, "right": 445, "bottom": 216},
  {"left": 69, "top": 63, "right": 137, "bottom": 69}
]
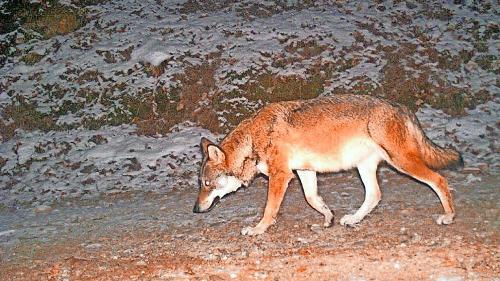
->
[{"left": 193, "top": 94, "right": 462, "bottom": 236}]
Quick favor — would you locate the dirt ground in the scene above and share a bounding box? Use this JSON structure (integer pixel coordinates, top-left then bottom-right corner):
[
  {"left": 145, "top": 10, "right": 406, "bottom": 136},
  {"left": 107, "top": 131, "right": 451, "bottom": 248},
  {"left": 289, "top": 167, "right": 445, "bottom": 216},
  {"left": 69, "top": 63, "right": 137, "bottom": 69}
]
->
[{"left": 0, "top": 168, "right": 498, "bottom": 280}]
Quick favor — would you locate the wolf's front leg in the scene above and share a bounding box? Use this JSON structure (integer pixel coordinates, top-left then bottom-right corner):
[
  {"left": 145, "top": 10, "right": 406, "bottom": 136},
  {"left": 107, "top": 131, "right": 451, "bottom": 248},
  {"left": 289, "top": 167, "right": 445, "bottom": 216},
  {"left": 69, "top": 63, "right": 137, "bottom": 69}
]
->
[{"left": 241, "top": 171, "right": 292, "bottom": 236}]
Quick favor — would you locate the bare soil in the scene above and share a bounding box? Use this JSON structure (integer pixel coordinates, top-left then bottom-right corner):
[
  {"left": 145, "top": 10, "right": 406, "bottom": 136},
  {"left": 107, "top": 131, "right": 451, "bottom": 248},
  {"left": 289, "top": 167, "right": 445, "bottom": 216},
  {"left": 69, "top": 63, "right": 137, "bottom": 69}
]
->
[{"left": 0, "top": 169, "right": 498, "bottom": 280}]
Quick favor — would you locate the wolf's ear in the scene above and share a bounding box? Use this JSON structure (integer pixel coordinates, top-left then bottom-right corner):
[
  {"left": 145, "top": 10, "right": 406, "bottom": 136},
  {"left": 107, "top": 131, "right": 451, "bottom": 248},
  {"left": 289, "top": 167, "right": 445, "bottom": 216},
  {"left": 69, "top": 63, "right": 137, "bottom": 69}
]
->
[
  {"left": 201, "top": 137, "right": 213, "bottom": 156},
  {"left": 207, "top": 145, "right": 225, "bottom": 163},
  {"left": 201, "top": 137, "right": 225, "bottom": 163}
]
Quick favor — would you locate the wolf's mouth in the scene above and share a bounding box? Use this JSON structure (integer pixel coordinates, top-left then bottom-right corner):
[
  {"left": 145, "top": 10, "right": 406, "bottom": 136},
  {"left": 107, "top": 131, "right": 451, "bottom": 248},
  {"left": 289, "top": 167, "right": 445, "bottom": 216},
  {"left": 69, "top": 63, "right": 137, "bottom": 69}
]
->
[
  {"left": 193, "top": 196, "right": 220, "bottom": 213},
  {"left": 206, "top": 196, "right": 221, "bottom": 212}
]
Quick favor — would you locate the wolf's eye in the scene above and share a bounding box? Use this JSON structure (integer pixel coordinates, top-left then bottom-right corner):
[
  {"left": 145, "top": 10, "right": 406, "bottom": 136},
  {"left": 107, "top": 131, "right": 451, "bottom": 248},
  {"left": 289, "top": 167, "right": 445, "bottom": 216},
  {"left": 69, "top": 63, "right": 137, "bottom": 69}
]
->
[{"left": 204, "top": 180, "right": 210, "bottom": 186}]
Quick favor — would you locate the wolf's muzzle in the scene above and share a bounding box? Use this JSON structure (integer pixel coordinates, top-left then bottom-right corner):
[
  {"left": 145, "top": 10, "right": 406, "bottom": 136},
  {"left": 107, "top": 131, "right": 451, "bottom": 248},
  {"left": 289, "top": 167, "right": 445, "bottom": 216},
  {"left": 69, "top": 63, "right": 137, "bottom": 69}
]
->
[{"left": 193, "top": 196, "right": 220, "bottom": 213}]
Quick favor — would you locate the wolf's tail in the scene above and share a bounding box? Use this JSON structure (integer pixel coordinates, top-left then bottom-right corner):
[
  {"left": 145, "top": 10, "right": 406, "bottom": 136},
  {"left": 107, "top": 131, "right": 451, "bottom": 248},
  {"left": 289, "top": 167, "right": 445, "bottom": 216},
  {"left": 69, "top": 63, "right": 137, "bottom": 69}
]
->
[{"left": 407, "top": 116, "right": 464, "bottom": 170}]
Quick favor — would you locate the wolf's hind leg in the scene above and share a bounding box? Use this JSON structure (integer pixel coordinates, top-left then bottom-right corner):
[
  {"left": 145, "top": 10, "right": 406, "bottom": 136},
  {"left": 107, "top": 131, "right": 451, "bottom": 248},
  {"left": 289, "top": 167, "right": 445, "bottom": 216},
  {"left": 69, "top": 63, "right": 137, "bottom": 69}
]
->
[
  {"left": 389, "top": 154, "right": 455, "bottom": 225},
  {"left": 340, "top": 157, "right": 381, "bottom": 226},
  {"left": 297, "top": 170, "right": 334, "bottom": 227}
]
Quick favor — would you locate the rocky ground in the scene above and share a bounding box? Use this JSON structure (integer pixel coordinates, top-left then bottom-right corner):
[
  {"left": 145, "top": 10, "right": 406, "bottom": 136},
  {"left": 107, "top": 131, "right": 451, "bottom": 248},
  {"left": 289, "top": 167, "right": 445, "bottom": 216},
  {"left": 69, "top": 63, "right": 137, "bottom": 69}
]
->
[
  {"left": 0, "top": 168, "right": 498, "bottom": 280},
  {"left": 0, "top": 1, "right": 498, "bottom": 280}
]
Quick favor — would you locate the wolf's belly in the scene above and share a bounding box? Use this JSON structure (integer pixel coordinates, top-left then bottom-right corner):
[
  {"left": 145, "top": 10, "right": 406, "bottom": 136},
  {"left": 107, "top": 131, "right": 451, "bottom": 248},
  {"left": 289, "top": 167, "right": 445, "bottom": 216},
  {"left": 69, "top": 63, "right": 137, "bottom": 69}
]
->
[{"left": 287, "top": 137, "right": 387, "bottom": 172}]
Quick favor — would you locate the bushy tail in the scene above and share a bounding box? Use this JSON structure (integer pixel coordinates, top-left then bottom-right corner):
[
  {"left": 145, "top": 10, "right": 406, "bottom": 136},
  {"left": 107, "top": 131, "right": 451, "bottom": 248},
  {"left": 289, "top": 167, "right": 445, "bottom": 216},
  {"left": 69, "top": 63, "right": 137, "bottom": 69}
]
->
[
  {"left": 421, "top": 140, "right": 463, "bottom": 170},
  {"left": 407, "top": 116, "right": 464, "bottom": 170}
]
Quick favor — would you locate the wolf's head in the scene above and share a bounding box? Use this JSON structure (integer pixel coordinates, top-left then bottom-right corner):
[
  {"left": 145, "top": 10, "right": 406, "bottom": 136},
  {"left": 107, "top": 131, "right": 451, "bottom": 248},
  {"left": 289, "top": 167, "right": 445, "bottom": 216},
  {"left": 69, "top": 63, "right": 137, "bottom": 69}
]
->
[{"left": 193, "top": 137, "right": 243, "bottom": 213}]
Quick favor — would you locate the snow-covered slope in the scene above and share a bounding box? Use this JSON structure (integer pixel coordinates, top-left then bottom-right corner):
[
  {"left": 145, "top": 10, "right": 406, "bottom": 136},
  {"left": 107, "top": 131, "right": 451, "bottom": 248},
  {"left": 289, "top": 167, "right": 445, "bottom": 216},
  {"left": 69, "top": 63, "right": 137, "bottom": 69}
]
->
[{"left": 0, "top": 0, "right": 497, "bottom": 208}]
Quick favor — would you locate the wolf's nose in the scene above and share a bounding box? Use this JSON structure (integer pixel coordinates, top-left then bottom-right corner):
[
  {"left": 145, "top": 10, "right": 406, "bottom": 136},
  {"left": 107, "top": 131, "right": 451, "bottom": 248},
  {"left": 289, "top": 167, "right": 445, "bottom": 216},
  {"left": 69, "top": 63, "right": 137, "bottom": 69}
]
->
[{"left": 193, "top": 202, "right": 201, "bottom": 213}]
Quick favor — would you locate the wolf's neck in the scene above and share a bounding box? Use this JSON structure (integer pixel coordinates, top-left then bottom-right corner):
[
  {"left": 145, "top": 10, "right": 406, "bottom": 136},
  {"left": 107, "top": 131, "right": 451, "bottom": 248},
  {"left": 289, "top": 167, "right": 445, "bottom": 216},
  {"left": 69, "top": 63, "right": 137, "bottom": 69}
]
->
[{"left": 220, "top": 127, "right": 256, "bottom": 184}]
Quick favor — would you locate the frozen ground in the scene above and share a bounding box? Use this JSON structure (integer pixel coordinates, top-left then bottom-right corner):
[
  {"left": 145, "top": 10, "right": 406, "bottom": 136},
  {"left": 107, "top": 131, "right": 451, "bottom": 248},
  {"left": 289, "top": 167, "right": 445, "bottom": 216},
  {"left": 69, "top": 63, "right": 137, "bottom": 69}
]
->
[
  {"left": 0, "top": 0, "right": 498, "bottom": 280},
  {"left": 0, "top": 169, "right": 498, "bottom": 280}
]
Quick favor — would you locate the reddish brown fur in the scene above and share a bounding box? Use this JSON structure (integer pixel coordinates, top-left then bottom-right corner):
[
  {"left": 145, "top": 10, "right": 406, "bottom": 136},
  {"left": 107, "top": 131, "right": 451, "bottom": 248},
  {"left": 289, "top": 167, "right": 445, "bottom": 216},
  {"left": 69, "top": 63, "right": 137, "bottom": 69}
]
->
[{"left": 195, "top": 94, "right": 462, "bottom": 235}]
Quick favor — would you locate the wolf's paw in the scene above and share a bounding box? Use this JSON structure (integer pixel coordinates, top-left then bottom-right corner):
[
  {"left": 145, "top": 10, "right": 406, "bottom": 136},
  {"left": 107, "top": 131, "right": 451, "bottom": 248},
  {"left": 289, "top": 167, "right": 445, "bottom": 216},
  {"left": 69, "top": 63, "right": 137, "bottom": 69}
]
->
[
  {"left": 241, "top": 225, "right": 267, "bottom": 236},
  {"left": 436, "top": 214, "right": 454, "bottom": 225},
  {"left": 340, "top": 214, "right": 361, "bottom": 226},
  {"left": 324, "top": 215, "right": 334, "bottom": 228}
]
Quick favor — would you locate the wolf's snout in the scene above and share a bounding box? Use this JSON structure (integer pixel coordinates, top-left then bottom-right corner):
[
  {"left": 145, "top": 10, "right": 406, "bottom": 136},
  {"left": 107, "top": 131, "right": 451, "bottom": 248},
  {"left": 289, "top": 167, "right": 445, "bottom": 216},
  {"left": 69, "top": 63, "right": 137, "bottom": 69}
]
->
[
  {"left": 193, "top": 196, "right": 220, "bottom": 213},
  {"left": 193, "top": 201, "right": 202, "bottom": 213}
]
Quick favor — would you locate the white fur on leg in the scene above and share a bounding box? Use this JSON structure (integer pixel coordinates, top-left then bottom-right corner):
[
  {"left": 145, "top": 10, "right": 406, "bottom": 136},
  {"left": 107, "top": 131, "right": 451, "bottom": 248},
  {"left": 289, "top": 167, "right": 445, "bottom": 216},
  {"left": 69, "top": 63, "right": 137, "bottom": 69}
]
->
[
  {"left": 340, "top": 214, "right": 363, "bottom": 226},
  {"left": 436, "top": 214, "right": 454, "bottom": 225},
  {"left": 297, "top": 170, "right": 334, "bottom": 227},
  {"left": 340, "top": 156, "right": 381, "bottom": 226},
  {"left": 241, "top": 219, "right": 274, "bottom": 236},
  {"left": 241, "top": 225, "right": 268, "bottom": 236},
  {"left": 413, "top": 178, "right": 455, "bottom": 226}
]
